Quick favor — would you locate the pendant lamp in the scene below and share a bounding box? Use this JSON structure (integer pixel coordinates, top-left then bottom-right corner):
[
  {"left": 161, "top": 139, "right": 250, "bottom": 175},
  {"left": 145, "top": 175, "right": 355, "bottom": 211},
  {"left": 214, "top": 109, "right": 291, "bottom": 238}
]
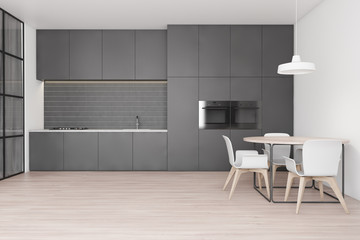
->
[{"left": 277, "top": 0, "right": 315, "bottom": 75}]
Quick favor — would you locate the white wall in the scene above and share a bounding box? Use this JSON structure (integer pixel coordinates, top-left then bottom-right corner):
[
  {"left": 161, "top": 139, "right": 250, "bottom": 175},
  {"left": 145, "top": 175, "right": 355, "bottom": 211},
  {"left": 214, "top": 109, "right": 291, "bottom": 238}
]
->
[
  {"left": 295, "top": 0, "right": 360, "bottom": 200},
  {"left": 24, "top": 24, "right": 44, "bottom": 172}
]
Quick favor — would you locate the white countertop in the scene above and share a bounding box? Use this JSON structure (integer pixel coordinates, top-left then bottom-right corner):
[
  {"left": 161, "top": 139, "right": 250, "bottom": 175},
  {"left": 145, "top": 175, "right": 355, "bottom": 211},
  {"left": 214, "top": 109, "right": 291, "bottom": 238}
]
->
[{"left": 30, "top": 129, "right": 168, "bottom": 133}]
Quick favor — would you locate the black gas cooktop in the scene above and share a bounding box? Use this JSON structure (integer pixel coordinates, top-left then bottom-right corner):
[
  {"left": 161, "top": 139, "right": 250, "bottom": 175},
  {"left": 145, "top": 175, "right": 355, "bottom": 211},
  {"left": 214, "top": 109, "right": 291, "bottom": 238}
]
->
[{"left": 51, "top": 127, "right": 88, "bottom": 130}]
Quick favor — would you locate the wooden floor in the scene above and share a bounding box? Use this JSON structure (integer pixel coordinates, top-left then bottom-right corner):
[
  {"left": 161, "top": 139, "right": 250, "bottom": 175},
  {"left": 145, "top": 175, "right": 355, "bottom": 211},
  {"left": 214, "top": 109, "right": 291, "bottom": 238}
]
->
[{"left": 0, "top": 171, "right": 359, "bottom": 240}]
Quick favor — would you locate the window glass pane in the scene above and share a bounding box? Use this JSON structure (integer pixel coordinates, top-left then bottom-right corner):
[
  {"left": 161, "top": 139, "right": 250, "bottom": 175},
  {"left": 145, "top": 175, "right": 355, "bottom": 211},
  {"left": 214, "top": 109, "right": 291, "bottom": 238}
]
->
[
  {"left": 4, "top": 13, "right": 22, "bottom": 58},
  {"left": 5, "top": 136, "right": 23, "bottom": 177},
  {"left": 0, "top": 138, "right": 3, "bottom": 179},
  {"left": 0, "top": 53, "right": 3, "bottom": 94},
  {"left": 0, "top": 11, "right": 3, "bottom": 50},
  {"left": 5, "top": 97, "right": 23, "bottom": 136},
  {"left": 0, "top": 97, "right": 2, "bottom": 136},
  {"left": 5, "top": 55, "right": 23, "bottom": 96}
]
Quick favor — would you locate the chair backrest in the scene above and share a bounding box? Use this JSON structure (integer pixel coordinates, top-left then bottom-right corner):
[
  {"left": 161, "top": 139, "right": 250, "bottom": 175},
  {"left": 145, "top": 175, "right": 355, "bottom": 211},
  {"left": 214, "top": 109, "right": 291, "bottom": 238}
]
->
[
  {"left": 302, "top": 140, "right": 342, "bottom": 176},
  {"left": 222, "top": 135, "right": 235, "bottom": 166},
  {"left": 264, "top": 133, "right": 291, "bottom": 159}
]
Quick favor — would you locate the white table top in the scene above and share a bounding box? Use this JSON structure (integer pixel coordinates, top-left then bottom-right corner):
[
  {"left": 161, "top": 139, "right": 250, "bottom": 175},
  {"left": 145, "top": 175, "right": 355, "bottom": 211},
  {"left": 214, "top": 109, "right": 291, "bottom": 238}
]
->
[{"left": 243, "top": 136, "right": 349, "bottom": 145}]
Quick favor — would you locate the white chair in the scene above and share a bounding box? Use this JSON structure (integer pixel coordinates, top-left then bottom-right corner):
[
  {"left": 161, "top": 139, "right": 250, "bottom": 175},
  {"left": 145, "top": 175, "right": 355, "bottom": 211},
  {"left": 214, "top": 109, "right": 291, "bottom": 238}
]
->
[
  {"left": 284, "top": 140, "right": 349, "bottom": 214},
  {"left": 222, "top": 135, "right": 270, "bottom": 199},
  {"left": 263, "top": 133, "right": 302, "bottom": 184}
]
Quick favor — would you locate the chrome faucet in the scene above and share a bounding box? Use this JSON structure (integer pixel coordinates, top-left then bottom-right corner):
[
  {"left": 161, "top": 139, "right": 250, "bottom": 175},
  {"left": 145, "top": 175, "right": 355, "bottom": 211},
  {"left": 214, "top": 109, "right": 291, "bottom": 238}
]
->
[{"left": 135, "top": 116, "right": 140, "bottom": 129}]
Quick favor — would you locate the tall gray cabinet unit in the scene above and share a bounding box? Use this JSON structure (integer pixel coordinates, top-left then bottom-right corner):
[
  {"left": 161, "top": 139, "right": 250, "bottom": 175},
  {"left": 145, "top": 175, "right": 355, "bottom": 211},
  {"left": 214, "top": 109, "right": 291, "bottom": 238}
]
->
[
  {"left": 167, "top": 25, "right": 199, "bottom": 170},
  {"left": 0, "top": 10, "right": 24, "bottom": 180}
]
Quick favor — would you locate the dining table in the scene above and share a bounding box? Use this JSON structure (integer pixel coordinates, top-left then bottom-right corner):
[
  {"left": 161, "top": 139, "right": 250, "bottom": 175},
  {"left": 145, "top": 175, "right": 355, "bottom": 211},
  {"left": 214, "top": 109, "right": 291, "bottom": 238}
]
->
[{"left": 243, "top": 136, "right": 350, "bottom": 203}]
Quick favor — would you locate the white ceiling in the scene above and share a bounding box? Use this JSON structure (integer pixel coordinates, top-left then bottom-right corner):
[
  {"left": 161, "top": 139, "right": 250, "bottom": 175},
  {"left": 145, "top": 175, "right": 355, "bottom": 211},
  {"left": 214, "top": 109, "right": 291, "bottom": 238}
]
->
[{"left": 0, "top": 0, "right": 324, "bottom": 29}]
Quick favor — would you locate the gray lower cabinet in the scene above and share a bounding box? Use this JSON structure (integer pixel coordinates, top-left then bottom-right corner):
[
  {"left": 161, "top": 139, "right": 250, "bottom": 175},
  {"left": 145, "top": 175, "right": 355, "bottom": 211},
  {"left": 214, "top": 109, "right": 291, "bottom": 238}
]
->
[
  {"left": 102, "top": 30, "right": 135, "bottom": 80},
  {"left": 262, "top": 25, "right": 293, "bottom": 77},
  {"left": 199, "top": 78, "right": 230, "bottom": 100},
  {"left": 199, "top": 130, "right": 231, "bottom": 171},
  {"left": 230, "top": 129, "right": 262, "bottom": 152},
  {"left": 29, "top": 132, "right": 64, "bottom": 170},
  {"left": 230, "top": 78, "right": 261, "bottom": 101},
  {"left": 36, "top": 30, "right": 70, "bottom": 80},
  {"left": 98, "top": 132, "right": 132, "bottom": 170},
  {"left": 69, "top": 30, "right": 102, "bottom": 79},
  {"left": 168, "top": 78, "right": 199, "bottom": 171},
  {"left": 135, "top": 30, "right": 167, "bottom": 79},
  {"left": 167, "top": 25, "right": 198, "bottom": 77},
  {"left": 199, "top": 25, "right": 230, "bottom": 77},
  {"left": 231, "top": 25, "right": 262, "bottom": 77},
  {"left": 262, "top": 77, "right": 293, "bottom": 135},
  {"left": 133, "top": 132, "right": 167, "bottom": 170},
  {"left": 64, "top": 133, "right": 98, "bottom": 170}
]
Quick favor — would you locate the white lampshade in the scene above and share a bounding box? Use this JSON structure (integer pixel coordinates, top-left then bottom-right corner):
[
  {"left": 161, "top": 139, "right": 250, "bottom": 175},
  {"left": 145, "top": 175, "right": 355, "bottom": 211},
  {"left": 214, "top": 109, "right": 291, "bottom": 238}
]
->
[{"left": 277, "top": 55, "right": 316, "bottom": 75}]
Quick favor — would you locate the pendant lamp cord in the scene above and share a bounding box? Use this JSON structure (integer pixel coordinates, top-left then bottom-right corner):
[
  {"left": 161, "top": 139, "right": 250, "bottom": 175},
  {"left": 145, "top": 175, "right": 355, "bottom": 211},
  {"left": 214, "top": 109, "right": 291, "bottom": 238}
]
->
[{"left": 294, "top": 0, "right": 298, "bottom": 55}]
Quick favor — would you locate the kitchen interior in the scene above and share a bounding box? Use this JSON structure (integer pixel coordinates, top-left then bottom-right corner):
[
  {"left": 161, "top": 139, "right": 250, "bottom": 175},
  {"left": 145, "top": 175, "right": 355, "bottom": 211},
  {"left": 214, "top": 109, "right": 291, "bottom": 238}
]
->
[{"left": 0, "top": 0, "right": 360, "bottom": 239}]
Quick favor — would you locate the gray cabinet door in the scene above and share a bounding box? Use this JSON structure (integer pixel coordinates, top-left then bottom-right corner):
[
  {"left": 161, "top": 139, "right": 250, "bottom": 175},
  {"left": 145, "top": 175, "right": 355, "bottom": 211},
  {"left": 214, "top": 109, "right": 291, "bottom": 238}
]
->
[
  {"left": 64, "top": 133, "right": 98, "bottom": 170},
  {"left": 199, "top": 130, "right": 231, "bottom": 171},
  {"left": 231, "top": 26, "right": 262, "bottom": 77},
  {"left": 199, "top": 78, "right": 230, "bottom": 100},
  {"left": 36, "top": 30, "right": 69, "bottom": 80},
  {"left": 135, "top": 30, "right": 167, "bottom": 79},
  {"left": 102, "top": 30, "right": 135, "bottom": 80},
  {"left": 262, "top": 77, "right": 293, "bottom": 135},
  {"left": 230, "top": 129, "right": 262, "bottom": 152},
  {"left": 168, "top": 78, "right": 199, "bottom": 170},
  {"left": 199, "top": 25, "right": 230, "bottom": 77},
  {"left": 167, "top": 25, "right": 198, "bottom": 77},
  {"left": 262, "top": 25, "right": 293, "bottom": 77},
  {"left": 29, "top": 132, "right": 64, "bottom": 170},
  {"left": 230, "top": 78, "right": 261, "bottom": 100},
  {"left": 133, "top": 132, "right": 167, "bottom": 170},
  {"left": 99, "top": 132, "right": 133, "bottom": 170},
  {"left": 69, "top": 30, "right": 102, "bottom": 79}
]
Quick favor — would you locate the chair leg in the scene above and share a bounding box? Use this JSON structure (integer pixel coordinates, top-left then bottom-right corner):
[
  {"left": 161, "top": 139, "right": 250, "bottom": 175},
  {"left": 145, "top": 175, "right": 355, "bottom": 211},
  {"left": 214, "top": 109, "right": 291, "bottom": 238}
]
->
[
  {"left": 318, "top": 181, "right": 324, "bottom": 199},
  {"left": 284, "top": 172, "right": 297, "bottom": 201},
  {"left": 260, "top": 169, "right": 270, "bottom": 198},
  {"left": 296, "top": 177, "right": 310, "bottom": 214},
  {"left": 327, "top": 177, "right": 349, "bottom": 214},
  {"left": 257, "top": 173, "right": 262, "bottom": 190},
  {"left": 272, "top": 164, "right": 279, "bottom": 185},
  {"left": 229, "top": 170, "right": 242, "bottom": 200},
  {"left": 296, "top": 164, "right": 302, "bottom": 172},
  {"left": 223, "top": 166, "right": 236, "bottom": 190}
]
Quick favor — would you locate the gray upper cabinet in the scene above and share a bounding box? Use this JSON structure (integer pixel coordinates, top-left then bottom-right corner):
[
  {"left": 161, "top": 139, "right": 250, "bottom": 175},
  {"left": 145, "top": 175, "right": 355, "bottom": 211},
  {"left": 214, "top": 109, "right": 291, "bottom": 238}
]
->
[
  {"left": 167, "top": 25, "right": 198, "bottom": 77},
  {"left": 199, "top": 78, "right": 230, "bottom": 100},
  {"left": 135, "top": 30, "right": 167, "bottom": 80},
  {"left": 231, "top": 26, "right": 262, "bottom": 77},
  {"left": 69, "top": 30, "right": 102, "bottom": 80},
  {"left": 64, "top": 132, "right": 98, "bottom": 170},
  {"left": 36, "top": 30, "right": 70, "bottom": 80},
  {"left": 168, "top": 78, "right": 198, "bottom": 170},
  {"left": 133, "top": 132, "right": 167, "bottom": 170},
  {"left": 262, "top": 77, "right": 293, "bottom": 135},
  {"left": 29, "top": 132, "right": 64, "bottom": 170},
  {"left": 230, "top": 78, "right": 261, "bottom": 100},
  {"left": 102, "top": 30, "right": 135, "bottom": 80},
  {"left": 199, "top": 25, "right": 230, "bottom": 77},
  {"left": 98, "top": 132, "right": 133, "bottom": 170},
  {"left": 262, "top": 25, "right": 293, "bottom": 77}
]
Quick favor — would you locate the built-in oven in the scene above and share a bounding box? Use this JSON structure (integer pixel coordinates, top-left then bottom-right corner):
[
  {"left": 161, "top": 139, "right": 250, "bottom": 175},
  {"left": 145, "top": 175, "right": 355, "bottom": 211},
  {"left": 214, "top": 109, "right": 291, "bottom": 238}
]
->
[
  {"left": 199, "top": 101, "right": 231, "bottom": 129},
  {"left": 199, "top": 100, "right": 261, "bottom": 130}
]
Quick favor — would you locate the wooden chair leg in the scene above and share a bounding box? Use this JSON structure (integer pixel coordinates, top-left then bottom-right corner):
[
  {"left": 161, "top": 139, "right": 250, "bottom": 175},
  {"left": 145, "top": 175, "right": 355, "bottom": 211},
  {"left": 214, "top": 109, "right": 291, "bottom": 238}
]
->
[
  {"left": 223, "top": 166, "right": 236, "bottom": 190},
  {"left": 260, "top": 169, "right": 270, "bottom": 198},
  {"left": 257, "top": 173, "right": 262, "bottom": 190},
  {"left": 318, "top": 181, "right": 324, "bottom": 199},
  {"left": 296, "top": 164, "right": 302, "bottom": 172},
  {"left": 327, "top": 177, "right": 349, "bottom": 214},
  {"left": 272, "top": 164, "right": 279, "bottom": 185},
  {"left": 229, "top": 170, "right": 242, "bottom": 200},
  {"left": 296, "top": 177, "right": 310, "bottom": 214},
  {"left": 284, "top": 172, "right": 297, "bottom": 201}
]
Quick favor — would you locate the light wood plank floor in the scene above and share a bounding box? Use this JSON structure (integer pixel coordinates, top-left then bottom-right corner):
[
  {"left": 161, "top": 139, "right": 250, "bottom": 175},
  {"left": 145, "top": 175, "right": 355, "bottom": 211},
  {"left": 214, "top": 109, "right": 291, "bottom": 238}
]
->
[{"left": 0, "top": 171, "right": 359, "bottom": 240}]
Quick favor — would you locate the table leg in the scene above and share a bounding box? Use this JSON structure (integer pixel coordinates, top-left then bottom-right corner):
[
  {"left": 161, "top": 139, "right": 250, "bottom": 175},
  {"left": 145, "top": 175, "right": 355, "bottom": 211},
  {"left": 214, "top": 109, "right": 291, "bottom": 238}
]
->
[
  {"left": 342, "top": 144, "right": 345, "bottom": 197},
  {"left": 269, "top": 144, "right": 273, "bottom": 202}
]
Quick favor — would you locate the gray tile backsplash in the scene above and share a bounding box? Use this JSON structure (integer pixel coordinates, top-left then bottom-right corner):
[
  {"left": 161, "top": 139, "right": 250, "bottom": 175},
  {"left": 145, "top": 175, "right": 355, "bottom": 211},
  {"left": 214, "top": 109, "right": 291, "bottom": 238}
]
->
[{"left": 44, "top": 82, "right": 167, "bottom": 129}]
